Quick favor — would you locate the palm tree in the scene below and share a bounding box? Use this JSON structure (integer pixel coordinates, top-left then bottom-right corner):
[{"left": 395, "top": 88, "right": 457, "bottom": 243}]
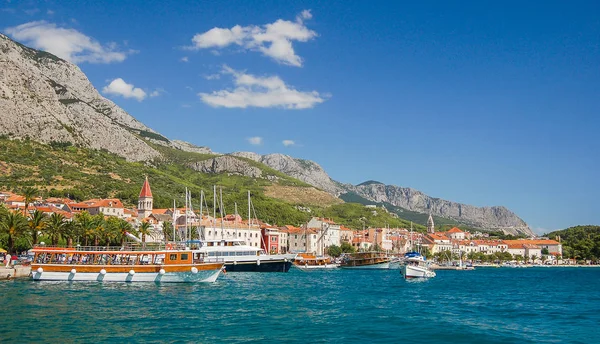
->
[
  {"left": 22, "top": 186, "right": 38, "bottom": 216},
  {"left": 116, "top": 219, "right": 135, "bottom": 247},
  {"left": 90, "top": 214, "right": 106, "bottom": 246},
  {"left": 46, "top": 213, "right": 66, "bottom": 246},
  {"left": 28, "top": 209, "right": 47, "bottom": 245},
  {"left": 162, "top": 221, "right": 173, "bottom": 242},
  {"left": 138, "top": 221, "right": 152, "bottom": 249},
  {"left": 74, "top": 211, "right": 94, "bottom": 246},
  {"left": 0, "top": 211, "right": 28, "bottom": 254},
  {"left": 62, "top": 220, "right": 79, "bottom": 247}
]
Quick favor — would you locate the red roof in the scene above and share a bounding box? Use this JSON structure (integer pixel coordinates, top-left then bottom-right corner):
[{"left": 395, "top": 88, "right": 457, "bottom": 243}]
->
[
  {"left": 139, "top": 176, "right": 153, "bottom": 198},
  {"left": 447, "top": 227, "right": 463, "bottom": 233}
]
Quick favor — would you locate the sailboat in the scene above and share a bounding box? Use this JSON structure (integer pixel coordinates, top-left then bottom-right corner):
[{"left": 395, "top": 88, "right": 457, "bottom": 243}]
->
[{"left": 400, "top": 223, "right": 436, "bottom": 279}]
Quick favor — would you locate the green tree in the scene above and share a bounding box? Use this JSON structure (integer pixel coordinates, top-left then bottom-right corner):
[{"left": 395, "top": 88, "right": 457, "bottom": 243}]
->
[
  {"left": 340, "top": 242, "right": 356, "bottom": 254},
  {"left": 28, "top": 209, "right": 47, "bottom": 245},
  {"left": 107, "top": 217, "right": 135, "bottom": 247},
  {"left": 162, "top": 221, "right": 173, "bottom": 242},
  {"left": 46, "top": 213, "right": 66, "bottom": 246},
  {"left": 327, "top": 245, "right": 342, "bottom": 257},
  {"left": 74, "top": 211, "right": 94, "bottom": 246},
  {"left": 139, "top": 221, "right": 152, "bottom": 249},
  {"left": 22, "top": 186, "right": 38, "bottom": 216},
  {"left": 0, "top": 211, "right": 29, "bottom": 254}
]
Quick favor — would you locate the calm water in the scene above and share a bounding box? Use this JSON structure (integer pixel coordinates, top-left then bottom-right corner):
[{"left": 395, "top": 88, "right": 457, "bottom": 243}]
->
[{"left": 1, "top": 267, "right": 599, "bottom": 343}]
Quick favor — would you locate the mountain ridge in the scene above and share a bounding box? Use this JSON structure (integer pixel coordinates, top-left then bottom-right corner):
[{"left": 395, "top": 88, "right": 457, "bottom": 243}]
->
[{"left": 0, "top": 33, "right": 532, "bottom": 235}]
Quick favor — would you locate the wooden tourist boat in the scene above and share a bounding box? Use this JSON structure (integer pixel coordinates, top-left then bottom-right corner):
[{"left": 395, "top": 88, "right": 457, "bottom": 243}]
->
[
  {"left": 293, "top": 253, "right": 339, "bottom": 271},
  {"left": 339, "top": 251, "right": 391, "bottom": 269},
  {"left": 30, "top": 245, "right": 224, "bottom": 283}
]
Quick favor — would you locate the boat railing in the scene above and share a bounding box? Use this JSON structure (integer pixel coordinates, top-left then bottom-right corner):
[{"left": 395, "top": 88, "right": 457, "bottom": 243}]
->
[{"left": 31, "top": 243, "right": 197, "bottom": 252}]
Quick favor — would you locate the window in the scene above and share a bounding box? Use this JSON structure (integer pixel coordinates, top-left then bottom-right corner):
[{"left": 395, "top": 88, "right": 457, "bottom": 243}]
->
[
  {"left": 181, "top": 253, "right": 189, "bottom": 260},
  {"left": 271, "top": 236, "right": 277, "bottom": 242},
  {"left": 169, "top": 254, "right": 177, "bottom": 260}
]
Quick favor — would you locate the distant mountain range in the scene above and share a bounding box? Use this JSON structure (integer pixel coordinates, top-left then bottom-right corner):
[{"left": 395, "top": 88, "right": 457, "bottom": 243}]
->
[{"left": 0, "top": 33, "right": 533, "bottom": 236}]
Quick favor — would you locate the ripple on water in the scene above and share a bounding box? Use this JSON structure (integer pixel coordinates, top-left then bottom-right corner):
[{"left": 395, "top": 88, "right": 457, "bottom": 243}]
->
[{"left": 2, "top": 268, "right": 600, "bottom": 343}]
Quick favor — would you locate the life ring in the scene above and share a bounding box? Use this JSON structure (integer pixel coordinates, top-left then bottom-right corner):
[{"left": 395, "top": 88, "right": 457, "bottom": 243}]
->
[{"left": 166, "top": 243, "right": 174, "bottom": 250}]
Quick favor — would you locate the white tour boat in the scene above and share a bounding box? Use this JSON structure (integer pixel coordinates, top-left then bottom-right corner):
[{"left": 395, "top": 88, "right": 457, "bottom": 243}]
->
[{"left": 197, "top": 239, "right": 296, "bottom": 272}]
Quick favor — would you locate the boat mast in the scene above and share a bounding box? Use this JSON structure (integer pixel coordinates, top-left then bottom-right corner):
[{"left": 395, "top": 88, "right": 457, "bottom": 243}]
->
[
  {"left": 200, "top": 190, "right": 204, "bottom": 240},
  {"left": 247, "top": 190, "right": 251, "bottom": 229},
  {"left": 235, "top": 202, "right": 239, "bottom": 238},
  {"left": 219, "top": 187, "right": 224, "bottom": 239},
  {"left": 213, "top": 185, "right": 217, "bottom": 238},
  {"left": 172, "top": 199, "right": 176, "bottom": 243},
  {"left": 185, "top": 187, "right": 188, "bottom": 243}
]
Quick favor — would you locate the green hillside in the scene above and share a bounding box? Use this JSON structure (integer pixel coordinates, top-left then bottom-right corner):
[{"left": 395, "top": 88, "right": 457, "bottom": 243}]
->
[
  {"left": 0, "top": 138, "right": 423, "bottom": 230},
  {"left": 546, "top": 225, "right": 600, "bottom": 260},
  {"left": 0, "top": 137, "right": 309, "bottom": 226}
]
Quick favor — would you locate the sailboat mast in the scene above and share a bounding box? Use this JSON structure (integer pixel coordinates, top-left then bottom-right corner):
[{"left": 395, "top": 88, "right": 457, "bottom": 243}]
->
[
  {"left": 172, "top": 199, "right": 176, "bottom": 243},
  {"left": 248, "top": 190, "right": 251, "bottom": 229},
  {"left": 200, "top": 190, "right": 204, "bottom": 240},
  {"left": 219, "top": 187, "right": 224, "bottom": 239},
  {"left": 235, "top": 202, "right": 238, "bottom": 237},
  {"left": 185, "top": 188, "right": 188, "bottom": 243},
  {"left": 213, "top": 185, "right": 217, "bottom": 237}
]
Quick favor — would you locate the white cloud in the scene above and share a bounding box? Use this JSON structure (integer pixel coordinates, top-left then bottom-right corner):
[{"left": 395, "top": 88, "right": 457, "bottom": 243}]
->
[
  {"left": 248, "top": 137, "right": 263, "bottom": 145},
  {"left": 102, "top": 78, "right": 146, "bottom": 101},
  {"left": 282, "top": 140, "right": 295, "bottom": 147},
  {"left": 203, "top": 73, "right": 221, "bottom": 80},
  {"left": 198, "top": 66, "right": 328, "bottom": 109},
  {"left": 180, "top": 56, "right": 189, "bottom": 62},
  {"left": 149, "top": 88, "right": 165, "bottom": 97},
  {"left": 5, "top": 21, "right": 135, "bottom": 64},
  {"left": 47, "top": 9, "right": 54, "bottom": 15},
  {"left": 188, "top": 10, "right": 316, "bottom": 67},
  {"left": 24, "top": 8, "right": 39, "bottom": 15}
]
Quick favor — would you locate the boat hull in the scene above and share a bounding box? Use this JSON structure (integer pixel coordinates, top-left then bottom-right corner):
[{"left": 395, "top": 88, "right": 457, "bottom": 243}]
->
[
  {"left": 224, "top": 259, "right": 292, "bottom": 272},
  {"left": 293, "top": 263, "right": 340, "bottom": 271},
  {"left": 31, "top": 264, "right": 223, "bottom": 283},
  {"left": 340, "top": 261, "right": 391, "bottom": 269},
  {"left": 401, "top": 264, "right": 436, "bottom": 279}
]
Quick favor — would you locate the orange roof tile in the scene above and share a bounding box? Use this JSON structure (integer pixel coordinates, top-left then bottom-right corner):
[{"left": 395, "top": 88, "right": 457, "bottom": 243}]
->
[
  {"left": 447, "top": 227, "right": 463, "bottom": 233},
  {"left": 139, "top": 176, "right": 153, "bottom": 198}
]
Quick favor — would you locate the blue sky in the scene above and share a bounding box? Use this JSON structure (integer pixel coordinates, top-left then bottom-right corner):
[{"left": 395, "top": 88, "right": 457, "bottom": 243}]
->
[{"left": 2, "top": 0, "right": 599, "bottom": 232}]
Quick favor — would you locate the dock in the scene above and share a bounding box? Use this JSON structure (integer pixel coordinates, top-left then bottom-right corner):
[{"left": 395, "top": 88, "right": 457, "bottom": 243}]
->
[{"left": 0, "top": 266, "right": 31, "bottom": 280}]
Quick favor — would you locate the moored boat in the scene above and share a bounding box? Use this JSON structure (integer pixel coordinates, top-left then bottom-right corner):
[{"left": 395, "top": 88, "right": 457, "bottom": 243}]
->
[
  {"left": 30, "top": 244, "right": 224, "bottom": 283},
  {"left": 293, "top": 253, "right": 339, "bottom": 271},
  {"left": 198, "top": 239, "right": 296, "bottom": 272},
  {"left": 340, "top": 251, "right": 391, "bottom": 269},
  {"left": 400, "top": 251, "right": 436, "bottom": 279}
]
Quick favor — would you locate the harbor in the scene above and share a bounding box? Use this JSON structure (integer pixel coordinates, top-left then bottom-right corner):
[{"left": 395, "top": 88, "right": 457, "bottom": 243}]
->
[{"left": 2, "top": 267, "right": 599, "bottom": 343}]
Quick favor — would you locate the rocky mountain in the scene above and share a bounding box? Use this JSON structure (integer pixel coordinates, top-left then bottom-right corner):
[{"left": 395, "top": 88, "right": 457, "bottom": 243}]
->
[
  {"left": 0, "top": 33, "right": 210, "bottom": 161},
  {"left": 0, "top": 34, "right": 532, "bottom": 235},
  {"left": 231, "top": 152, "right": 344, "bottom": 195},
  {"left": 345, "top": 182, "right": 533, "bottom": 236}
]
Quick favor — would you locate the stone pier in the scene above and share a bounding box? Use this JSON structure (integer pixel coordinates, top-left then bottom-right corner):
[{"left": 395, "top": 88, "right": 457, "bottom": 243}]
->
[{"left": 0, "top": 266, "right": 32, "bottom": 280}]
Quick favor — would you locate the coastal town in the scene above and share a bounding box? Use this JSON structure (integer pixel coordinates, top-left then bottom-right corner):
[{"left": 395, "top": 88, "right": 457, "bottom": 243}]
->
[{"left": 1, "top": 177, "right": 566, "bottom": 270}]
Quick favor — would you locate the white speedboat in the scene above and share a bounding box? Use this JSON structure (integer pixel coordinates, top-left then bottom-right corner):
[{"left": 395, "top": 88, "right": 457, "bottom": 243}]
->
[{"left": 400, "top": 252, "right": 436, "bottom": 279}]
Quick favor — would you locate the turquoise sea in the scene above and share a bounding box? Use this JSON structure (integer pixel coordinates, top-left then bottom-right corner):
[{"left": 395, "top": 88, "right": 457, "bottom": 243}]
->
[{"left": 1, "top": 267, "right": 599, "bottom": 343}]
